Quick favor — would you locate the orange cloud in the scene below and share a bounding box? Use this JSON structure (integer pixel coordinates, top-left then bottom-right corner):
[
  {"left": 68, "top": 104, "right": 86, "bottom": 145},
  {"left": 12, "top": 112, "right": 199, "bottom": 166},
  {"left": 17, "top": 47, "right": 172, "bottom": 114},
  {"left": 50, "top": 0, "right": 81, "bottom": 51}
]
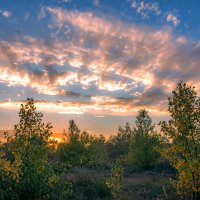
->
[{"left": 0, "top": 98, "right": 168, "bottom": 116}]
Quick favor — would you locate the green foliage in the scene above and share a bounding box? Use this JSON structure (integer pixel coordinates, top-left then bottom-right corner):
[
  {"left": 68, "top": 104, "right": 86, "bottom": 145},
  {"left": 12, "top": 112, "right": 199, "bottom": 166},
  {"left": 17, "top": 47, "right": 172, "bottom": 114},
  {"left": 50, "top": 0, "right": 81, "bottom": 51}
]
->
[
  {"left": 87, "top": 134, "right": 108, "bottom": 168},
  {"left": 50, "top": 175, "right": 73, "bottom": 200},
  {"left": 160, "top": 82, "right": 200, "bottom": 199},
  {"left": 59, "top": 141, "right": 85, "bottom": 167},
  {"left": 106, "top": 156, "right": 125, "bottom": 200},
  {"left": 0, "top": 98, "right": 72, "bottom": 200},
  {"left": 127, "top": 109, "right": 161, "bottom": 170},
  {"left": 107, "top": 122, "right": 132, "bottom": 160},
  {"left": 1, "top": 82, "right": 199, "bottom": 199},
  {"left": 58, "top": 120, "right": 108, "bottom": 168},
  {"left": 58, "top": 120, "right": 85, "bottom": 167}
]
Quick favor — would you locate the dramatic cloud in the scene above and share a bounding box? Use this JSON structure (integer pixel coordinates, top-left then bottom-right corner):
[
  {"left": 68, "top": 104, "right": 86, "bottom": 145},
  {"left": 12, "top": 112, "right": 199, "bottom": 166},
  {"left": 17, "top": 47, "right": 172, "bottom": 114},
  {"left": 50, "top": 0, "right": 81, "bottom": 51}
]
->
[{"left": 0, "top": 7, "right": 200, "bottom": 118}]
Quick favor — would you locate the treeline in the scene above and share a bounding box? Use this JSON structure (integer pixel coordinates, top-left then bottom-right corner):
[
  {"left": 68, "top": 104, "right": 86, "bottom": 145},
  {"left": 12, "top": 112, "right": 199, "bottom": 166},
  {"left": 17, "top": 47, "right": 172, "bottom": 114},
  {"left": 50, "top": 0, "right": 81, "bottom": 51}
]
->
[{"left": 0, "top": 81, "right": 199, "bottom": 200}]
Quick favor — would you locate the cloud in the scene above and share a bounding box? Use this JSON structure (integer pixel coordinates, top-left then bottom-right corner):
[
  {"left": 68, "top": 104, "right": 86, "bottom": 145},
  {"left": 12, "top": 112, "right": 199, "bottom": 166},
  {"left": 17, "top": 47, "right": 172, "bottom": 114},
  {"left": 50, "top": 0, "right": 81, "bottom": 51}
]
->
[
  {"left": 0, "top": 8, "right": 200, "bottom": 116},
  {"left": 131, "top": 0, "right": 137, "bottom": 8},
  {"left": 2, "top": 10, "right": 11, "bottom": 17},
  {"left": 0, "top": 98, "right": 167, "bottom": 116},
  {"left": 176, "top": 36, "right": 187, "bottom": 45},
  {"left": 57, "top": 0, "right": 72, "bottom": 3},
  {"left": 23, "top": 12, "right": 30, "bottom": 21},
  {"left": 131, "top": 1, "right": 160, "bottom": 18},
  {"left": 167, "top": 13, "right": 180, "bottom": 26},
  {"left": 38, "top": 6, "right": 46, "bottom": 20},
  {"left": 93, "top": 0, "right": 100, "bottom": 7}
]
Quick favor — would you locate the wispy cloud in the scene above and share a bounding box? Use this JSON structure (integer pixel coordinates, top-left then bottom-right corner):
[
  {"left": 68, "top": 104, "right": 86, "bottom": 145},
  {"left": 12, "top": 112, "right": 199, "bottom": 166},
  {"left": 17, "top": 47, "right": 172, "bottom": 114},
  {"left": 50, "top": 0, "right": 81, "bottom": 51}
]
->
[
  {"left": 93, "top": 0, "right": 100, "bottom": 7},
  {"left": 131, "top": 1, "right": 160, "bottom": 19},
  {"left": 167, "top": 13, "right": 180, "bottom": 26},
  {"left": 38, "top": 6, "right": 46, "bottom": 20},
  {"left": 0, "top": 98, "right": 168, "bottom": 116},
  {"left": 57, "top": 0, "right": 72, "bottom": 3}
]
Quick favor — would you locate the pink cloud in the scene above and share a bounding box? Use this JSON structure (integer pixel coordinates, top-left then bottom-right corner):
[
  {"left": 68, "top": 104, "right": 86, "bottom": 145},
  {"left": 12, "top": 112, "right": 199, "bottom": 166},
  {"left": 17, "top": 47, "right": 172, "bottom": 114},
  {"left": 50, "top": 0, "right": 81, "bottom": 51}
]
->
[
  {"left": 0, "top": 8, "right": 200, "bottom": 116},
  {"left": 2, "top": 10, "right": 11, "bottom": 17},
  {"left": 167, "top": 13, "right": 180, "bottom": 26}
]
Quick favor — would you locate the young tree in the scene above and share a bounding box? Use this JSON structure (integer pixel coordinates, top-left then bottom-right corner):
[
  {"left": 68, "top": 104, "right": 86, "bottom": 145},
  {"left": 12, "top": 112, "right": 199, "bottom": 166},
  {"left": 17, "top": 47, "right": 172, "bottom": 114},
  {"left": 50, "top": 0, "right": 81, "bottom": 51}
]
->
[
  {"left": 0, "top": 98, "right": 55, "bottom": 199},
  {"left": 87, "top": 134, "right": 108, "bottom": 168},
  {"left": 160, "top": 82, "right": 200, "bottom": 199},
  {"left": 58, "top": 120, "right": 85, "bottom": 167},
  {"left": 68, "top": 119, "right": 80, "bottom": 142},
  {"left": 106, "top": 156, "right": 125, "bottom": 200},
  {"left": 127, "top": 109, "right": 161, "bottom": 170}
]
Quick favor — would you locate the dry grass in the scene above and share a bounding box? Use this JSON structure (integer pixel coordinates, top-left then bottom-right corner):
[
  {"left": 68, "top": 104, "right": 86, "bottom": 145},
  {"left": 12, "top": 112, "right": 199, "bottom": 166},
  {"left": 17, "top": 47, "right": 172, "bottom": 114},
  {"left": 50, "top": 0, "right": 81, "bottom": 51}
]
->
[{"left": 65, "top": 168, "right": 179, "bottom": 200}]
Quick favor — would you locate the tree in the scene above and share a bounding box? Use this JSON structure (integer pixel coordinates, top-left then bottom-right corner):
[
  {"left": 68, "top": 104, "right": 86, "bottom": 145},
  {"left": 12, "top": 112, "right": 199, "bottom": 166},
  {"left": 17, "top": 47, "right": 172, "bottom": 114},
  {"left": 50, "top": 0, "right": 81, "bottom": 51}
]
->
[
  {"left": 59, "top": 121, "right": 108, "bottom": 168},
  {"left": 106, "top": 156, "right": 125, "bottom": 200},
  {"left": 0, "top": 98, "right": 56, "bottom": 199},
  {"left": 58, "top": 120, "right": 85, "bottom": 167},
  {"left": 68, "top": 119, "right": 80, "bottom": 142},
  {"left": 127, "top": 109, "right": 161, "bottom": 170},
  {"left": 87, "top": 134, "right": 108, "bottom": 168},
  {"left": 160, "top": 82, "right": 200, "bottom": 199},
  {"left": 107, "top": 122, "right": 132, "bottom": 160}
]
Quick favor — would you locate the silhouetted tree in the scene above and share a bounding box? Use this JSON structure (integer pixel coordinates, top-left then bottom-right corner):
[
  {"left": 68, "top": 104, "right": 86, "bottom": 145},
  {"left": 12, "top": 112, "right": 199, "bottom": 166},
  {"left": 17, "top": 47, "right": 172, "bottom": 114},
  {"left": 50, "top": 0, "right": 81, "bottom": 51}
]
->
[{"left": 59, "top": 120, "right": 85, "bottom": 167}]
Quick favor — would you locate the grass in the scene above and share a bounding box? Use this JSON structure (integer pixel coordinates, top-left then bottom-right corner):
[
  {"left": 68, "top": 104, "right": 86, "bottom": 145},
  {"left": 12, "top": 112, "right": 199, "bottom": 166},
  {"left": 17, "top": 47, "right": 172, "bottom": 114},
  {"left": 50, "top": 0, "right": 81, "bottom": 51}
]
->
[
  {"left": 123, "top": 171, "right": 176, "bottom": 200},
  {"left": 63, "top": 167, "right": 179, "bottom": 200}
]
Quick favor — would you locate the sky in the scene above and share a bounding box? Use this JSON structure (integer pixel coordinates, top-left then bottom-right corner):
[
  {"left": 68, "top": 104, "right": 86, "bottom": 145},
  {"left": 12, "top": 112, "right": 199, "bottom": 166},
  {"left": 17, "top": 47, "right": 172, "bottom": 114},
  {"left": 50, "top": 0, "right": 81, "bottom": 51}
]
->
[{"left": 0, "top": 0, "right": 200, "bottom": 137}]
